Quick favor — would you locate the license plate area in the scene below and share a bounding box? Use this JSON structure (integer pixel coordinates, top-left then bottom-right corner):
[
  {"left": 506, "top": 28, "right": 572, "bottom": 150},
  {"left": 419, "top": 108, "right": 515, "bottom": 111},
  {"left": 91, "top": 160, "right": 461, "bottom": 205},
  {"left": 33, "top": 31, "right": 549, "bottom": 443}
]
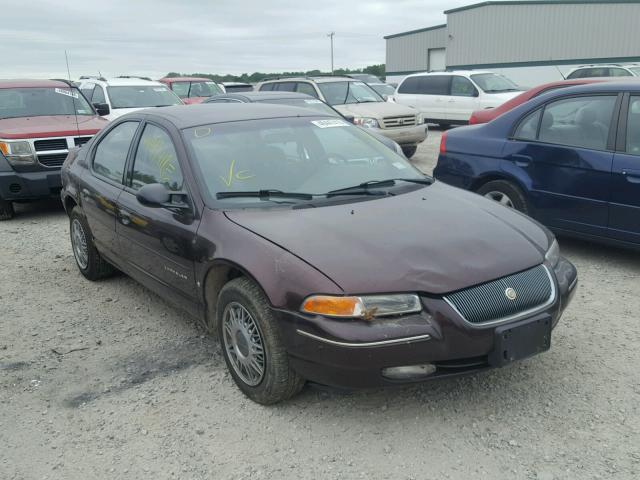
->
[{"left": 489, "top": 316, "right": 551, "bottom": 367}]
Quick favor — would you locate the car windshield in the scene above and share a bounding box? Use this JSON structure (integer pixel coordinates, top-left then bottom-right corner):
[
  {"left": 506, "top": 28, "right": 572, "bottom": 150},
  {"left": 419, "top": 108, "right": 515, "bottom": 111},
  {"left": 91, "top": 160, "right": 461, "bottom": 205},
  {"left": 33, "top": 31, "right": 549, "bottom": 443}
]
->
[
  {"left": 183, "top": 116, "right": 425, "bottom": 206},
  {"left": 107, "top": 85, "right": 182, "bottom": 108},
  {"left": 369, "top": 83, "right": 396, "bottom": 97},
  {"left": 255, "top": 98, "right": 339, "bottom": 117},
  {"left": 317, "top": 81, "right": 383, "bottom": 105},
  {"left": 190, "top": 81, "right": 224, "bottom": 97},
  {"left": 351, "top": 74, "right": 382, "bottom": 83},
  {"left": 0, "top": 87, "right": 95, "bottom": 119},
  {"left": 470, "top": 73, "right": 521, "bottom": 93}
]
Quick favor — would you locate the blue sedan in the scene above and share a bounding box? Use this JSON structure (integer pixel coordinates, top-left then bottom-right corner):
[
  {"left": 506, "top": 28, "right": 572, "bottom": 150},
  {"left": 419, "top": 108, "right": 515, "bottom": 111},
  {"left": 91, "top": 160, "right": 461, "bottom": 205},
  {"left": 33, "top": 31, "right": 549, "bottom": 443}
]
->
[{"left": 434, "top": 81, "right": 640, "bottom": 249}]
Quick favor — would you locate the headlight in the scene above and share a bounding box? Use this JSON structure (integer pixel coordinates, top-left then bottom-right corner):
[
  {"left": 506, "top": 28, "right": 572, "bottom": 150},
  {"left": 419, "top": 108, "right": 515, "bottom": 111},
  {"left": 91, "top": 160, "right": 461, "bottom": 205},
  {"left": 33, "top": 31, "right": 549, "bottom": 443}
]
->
[
  {"left": 353, "top": 117, "right": 379, "bottom": 129},
  {"left": 545, "top": 238, "right": 560, "bottom": 267},
  {"left": 417, "top": 113, "right": 425, "bottom": 124},
  {"left": 301, "top": 294, "right": 422, "bottom": 319},
  {"left": 0, "top": 140, "right": 36, "bottom": 166}
]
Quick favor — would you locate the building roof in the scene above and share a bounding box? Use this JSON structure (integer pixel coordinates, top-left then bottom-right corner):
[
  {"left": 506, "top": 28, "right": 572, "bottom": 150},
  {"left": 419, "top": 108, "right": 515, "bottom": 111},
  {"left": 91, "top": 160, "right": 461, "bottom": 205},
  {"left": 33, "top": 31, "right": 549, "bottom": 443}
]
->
[
  {"left": 444, "top": 0, "right": 640, "bottom": 15},
  {"left": 0, "top": 79, "right": 74, "bottom": 89},
  {"left": 138, "top": 103, "right": 331, "bottom": 129},
  {"left": 383, "top": 24, "right": 446, "bottom": 40}
]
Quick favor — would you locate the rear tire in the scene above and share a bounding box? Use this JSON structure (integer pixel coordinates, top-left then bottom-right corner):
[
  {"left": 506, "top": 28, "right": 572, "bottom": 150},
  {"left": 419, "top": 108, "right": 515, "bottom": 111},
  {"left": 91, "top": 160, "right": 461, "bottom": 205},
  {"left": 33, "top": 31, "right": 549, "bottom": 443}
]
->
[
  {"left": 476, "top": 180, "right": 528, "bottom": 214},
  {"left": 69, "top": 207, "right": 115, "bottom": 280},
  {"left": 217, "top": 277, "right": 305, "bottom": 404},
  {"left": 401, "top": 145, "right": 417, "bottom": 158},
  {"left": 0, "top": 197, "right": 14, "bottom": 220}
]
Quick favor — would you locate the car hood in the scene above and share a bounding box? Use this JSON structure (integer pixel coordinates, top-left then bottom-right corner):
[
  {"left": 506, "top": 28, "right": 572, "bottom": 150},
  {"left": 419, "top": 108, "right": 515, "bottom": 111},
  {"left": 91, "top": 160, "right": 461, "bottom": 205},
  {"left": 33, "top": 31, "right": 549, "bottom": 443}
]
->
[
  {"left": 224, "top": 182, "right": 551, "bottom": 295},
  {"left": 483, "top": 91, "right": 522, "bottom": 106},
  {"left": 333, "top": 101, "right": 417, "bottom": 119},
  {"left": 0, "top": 115, "right": 108, "bottom": 139}
]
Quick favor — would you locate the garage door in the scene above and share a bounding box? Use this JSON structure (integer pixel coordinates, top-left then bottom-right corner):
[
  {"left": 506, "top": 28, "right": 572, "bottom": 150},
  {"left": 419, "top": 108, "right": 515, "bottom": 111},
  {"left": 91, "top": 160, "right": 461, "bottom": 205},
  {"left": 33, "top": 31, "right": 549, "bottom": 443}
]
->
[{"left": 428, "top": 48, "right": 446, "bottom": 72}]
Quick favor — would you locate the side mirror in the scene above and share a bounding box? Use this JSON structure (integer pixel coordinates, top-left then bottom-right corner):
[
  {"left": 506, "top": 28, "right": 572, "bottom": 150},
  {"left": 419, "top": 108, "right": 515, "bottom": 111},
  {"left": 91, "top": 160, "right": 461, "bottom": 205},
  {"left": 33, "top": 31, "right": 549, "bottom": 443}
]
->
[
  {"left": 136, "top": 183, "right": 190, "bottom": 211},
  {"left": 472, "top": 89, "right": 480, "bottom": 98},
  {"left": 381, "top": 94, "right": 389, "bottom": 101},
  {"left": 93, "top": 102, "right": 110, "bottom": 116},
  {"left": 343, "top": 114, "right": 355, "bottom": 124}
]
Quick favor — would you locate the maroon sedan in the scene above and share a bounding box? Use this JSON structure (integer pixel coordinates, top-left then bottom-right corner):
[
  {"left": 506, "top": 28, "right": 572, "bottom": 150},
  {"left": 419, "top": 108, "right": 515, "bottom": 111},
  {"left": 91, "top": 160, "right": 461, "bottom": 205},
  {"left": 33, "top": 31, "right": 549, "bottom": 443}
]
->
[
  {"left": 60, "top": 104, "right": 578, "bottom": 404},
  {"left": 469, "top": 78, "right": 608, "bottom": 124}
]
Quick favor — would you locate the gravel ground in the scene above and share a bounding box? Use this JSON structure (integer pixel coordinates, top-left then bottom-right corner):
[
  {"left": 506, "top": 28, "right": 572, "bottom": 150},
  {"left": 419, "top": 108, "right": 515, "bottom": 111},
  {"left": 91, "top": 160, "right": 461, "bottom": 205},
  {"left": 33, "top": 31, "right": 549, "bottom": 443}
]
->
[{"left": 1, "top": 128, "right": 639, "bottom": 480}]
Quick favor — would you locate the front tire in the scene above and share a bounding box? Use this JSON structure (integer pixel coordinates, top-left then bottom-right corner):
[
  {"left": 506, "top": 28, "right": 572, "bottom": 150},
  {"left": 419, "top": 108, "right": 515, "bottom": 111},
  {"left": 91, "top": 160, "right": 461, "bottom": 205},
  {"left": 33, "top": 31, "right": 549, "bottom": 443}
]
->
[
  {"left": 217, "top": 277, "right": 304, "bottom": 404},
  {"left": 476, "top": 180, "right": 528, "bottom": 214},
  {"left": 401, "top": 145, "right": 417, "bottom": 158},
  {"left": 0, "top": 197, "right": 14, "bottom": 220},
  {"left": 69, "top": 207, "right": 115, "bottom": 280}
]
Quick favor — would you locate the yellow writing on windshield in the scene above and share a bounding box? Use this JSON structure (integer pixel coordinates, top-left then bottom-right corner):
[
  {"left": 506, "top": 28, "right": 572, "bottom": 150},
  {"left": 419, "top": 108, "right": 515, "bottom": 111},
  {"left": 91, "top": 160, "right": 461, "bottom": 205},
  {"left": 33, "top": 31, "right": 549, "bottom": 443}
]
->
[{"left": 220, "top": 158, "right": 254, "bottom": 187}]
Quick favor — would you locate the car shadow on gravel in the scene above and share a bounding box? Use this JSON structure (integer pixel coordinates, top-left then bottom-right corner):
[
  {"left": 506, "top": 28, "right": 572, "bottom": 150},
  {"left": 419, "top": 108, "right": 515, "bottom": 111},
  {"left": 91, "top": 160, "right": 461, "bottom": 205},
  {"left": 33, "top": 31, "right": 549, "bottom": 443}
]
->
[
  {"left": 12, "top": 198, "right": 66, "bottom": 220},
  {"left": 63, "top": 336, "right": 219, "bottom": 408},
  {"left": 558, "top": 235, "right": 640, "bottom": 270}
]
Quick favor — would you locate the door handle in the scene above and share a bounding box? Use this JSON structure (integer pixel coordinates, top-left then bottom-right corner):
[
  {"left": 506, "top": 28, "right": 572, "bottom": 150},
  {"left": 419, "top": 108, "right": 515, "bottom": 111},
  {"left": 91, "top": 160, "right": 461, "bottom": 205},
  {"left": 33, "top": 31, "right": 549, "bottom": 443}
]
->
[
  {"left": 511, "top": 154, "right": 532, "bottom": 167},
  {"left": 622, "top": 170, "right": 640, "bottom": 183},
  {"left": 118, "top": 210, "right": 132, "bottom": 225}
]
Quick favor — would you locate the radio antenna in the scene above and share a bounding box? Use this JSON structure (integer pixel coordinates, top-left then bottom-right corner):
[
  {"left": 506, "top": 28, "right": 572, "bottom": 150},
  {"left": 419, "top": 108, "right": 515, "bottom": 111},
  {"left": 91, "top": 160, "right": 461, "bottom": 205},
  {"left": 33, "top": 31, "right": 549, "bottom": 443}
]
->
[{"left": 65, "top": 50, "right": 81, "bottom": 139}]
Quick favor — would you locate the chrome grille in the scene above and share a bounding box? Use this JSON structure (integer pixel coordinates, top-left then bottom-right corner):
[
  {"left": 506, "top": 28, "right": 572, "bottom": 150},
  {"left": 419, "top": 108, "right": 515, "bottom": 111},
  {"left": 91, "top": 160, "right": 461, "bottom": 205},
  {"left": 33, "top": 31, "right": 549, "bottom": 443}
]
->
[
  {"left": 444, "top": 265, "right": 554, "bottom": 325},
  {"left": 34, "top": 138, "right": 68, "bottom": 151},
  {"left": 37, "top": 153, "right": 68, "bottom": 168},
  {"left": 382, "top": 115, "right": 416, "bottom": 129}
]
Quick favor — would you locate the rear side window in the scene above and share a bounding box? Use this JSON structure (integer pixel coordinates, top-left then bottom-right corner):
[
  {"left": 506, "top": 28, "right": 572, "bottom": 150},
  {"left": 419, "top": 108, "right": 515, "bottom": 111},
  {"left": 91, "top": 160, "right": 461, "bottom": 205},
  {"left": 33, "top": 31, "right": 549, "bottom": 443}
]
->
[
  {"left": 537, "top": 95, "right": 617, "bottom": 150},
  {"left": 92, "top": 86, "right": 106, "bottom": 104},
  {"left": 420, "top": 76, "right": 450, "bottom": 95},
  {"left": 93, "top": 121, "right": 139, "bottom": 183},
  {"left": 513, "top": 108, "right": 542, "bottom": 140},
  {"left": 610, "top": 68, "right": 632, "bottom": 77},
  {"left": 625, "top": 96, "right": 640, "bottom": 155},
  {"left": 296, "top": 82, "right": 319, "bottom": 98},
  {"left": 274, "top": 82, "right": 297, "bottom": 92},
  {"left": 131, "top": 124, "right": 183, "bottom": 191},
  {"left": 398, "top": 77, "right": 420, "bottom": 94},
  {"left": 259, "top": 83, "right": 274, "bottom": 91}
]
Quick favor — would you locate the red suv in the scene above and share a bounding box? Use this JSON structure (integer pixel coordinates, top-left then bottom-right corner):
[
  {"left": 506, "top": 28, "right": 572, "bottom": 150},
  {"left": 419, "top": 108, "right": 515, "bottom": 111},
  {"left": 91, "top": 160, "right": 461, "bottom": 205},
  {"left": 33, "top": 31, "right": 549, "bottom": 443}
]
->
[
  {"left": 0, "top": 79, "right": 108, "bottom": 219},
  {"left": 469, "top": 78, "right": 608, "bottom": 125},
  {"left": 158, "top": 77, "right": 225, "bottom": 104}
]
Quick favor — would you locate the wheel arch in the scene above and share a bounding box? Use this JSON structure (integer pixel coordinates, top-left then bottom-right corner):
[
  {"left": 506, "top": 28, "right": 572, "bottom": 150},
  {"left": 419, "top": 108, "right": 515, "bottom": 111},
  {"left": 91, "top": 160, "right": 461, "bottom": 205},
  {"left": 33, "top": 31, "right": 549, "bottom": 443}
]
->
[{"left": 470, "top": 172, "right": 528, "bottom": 194}]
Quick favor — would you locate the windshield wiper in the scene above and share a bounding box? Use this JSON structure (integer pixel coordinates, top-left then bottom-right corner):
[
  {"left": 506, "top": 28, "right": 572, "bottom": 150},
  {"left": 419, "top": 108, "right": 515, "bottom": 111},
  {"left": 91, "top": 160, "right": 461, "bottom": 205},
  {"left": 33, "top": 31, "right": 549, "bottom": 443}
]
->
[
  {"left": 326, "top": 177, "right": 433, "bottom": 196},
  {"left": 216, "top": 189, "right": 314, "bottom": 200}
]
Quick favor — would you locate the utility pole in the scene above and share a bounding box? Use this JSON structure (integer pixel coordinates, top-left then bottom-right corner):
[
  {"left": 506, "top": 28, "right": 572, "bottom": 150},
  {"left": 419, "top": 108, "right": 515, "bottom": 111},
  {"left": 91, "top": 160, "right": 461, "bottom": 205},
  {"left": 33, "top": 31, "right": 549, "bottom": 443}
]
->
[{"left": 327, "top": 32, "right": 335, "bottom": 74}]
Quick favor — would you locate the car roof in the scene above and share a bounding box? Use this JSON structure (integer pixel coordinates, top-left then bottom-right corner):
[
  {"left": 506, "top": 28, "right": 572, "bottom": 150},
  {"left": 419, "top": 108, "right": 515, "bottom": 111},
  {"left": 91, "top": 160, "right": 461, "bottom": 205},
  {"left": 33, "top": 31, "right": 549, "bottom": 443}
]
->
[
  {"left": 405, "top": 70, "right": 494, "bottom": 78},
  {"left": 138, "top": 103, "right": 332, "bottom": 129},
  {"left": 0, "top": 79, "right": 75, "bottom": 89},
  {"left": 209, "top": 91, "right": 315, "bottom": 102},
  {"left": 159, "top": 77, "right": 214, "bottom": 83},
  {"left": 262, "top": 76, "right": 353, "bottom": 83},
  {"left": 571, "top": 64, "right": 639, "bottom": 69},
  {"left": 81, "top": 77, "right": 165, "bottom": 87}
]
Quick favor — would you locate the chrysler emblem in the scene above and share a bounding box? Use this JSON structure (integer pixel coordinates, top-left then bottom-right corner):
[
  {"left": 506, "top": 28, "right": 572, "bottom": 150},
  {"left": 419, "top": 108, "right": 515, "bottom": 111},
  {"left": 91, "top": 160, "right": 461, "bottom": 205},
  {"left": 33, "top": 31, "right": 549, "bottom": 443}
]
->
[{"left": 505, "top": 287, "right": 517, "bottom": 301}]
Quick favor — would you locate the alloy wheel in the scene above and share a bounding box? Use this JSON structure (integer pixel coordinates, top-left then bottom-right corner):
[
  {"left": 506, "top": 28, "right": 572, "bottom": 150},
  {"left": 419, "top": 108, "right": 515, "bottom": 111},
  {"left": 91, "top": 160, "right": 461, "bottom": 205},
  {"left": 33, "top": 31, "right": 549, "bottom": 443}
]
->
[
  {"left": 484, "top": 191, "right": 515, "bottom": 208},
  {"left": 71, "top": 218, "right": 89, "bottom": 270},
  {"left": 222, "top": 302, "right": 266, "bottom": 386}
]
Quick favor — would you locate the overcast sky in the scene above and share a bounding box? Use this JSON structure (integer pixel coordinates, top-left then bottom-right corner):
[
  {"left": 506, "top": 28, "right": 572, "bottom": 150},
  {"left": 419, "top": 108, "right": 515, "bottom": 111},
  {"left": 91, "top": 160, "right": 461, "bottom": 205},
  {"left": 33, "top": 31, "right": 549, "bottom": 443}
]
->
[{"left": 0, "top": 0, "right": 469, "bottom": 79}]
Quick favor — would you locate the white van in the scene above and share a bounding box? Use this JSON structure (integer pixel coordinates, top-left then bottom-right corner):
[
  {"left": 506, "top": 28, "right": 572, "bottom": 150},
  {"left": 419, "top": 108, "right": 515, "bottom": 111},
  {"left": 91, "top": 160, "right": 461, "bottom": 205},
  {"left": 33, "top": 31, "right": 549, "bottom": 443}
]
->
[{"left": 393, "top": 71, "right": 522, "bottom": 128}]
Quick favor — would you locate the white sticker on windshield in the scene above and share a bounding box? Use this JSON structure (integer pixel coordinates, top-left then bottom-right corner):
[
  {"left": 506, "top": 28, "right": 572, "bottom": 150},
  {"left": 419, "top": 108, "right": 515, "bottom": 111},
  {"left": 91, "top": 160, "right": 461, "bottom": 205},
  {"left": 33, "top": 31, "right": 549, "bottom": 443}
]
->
[
  {"left": 311, "top": 119, "right": 349, "bottom": 128},
  {"left": 392, "top": 162, "right": 408, "bottom": 170},
  {"left": 153, "top": 87, "right": 168, "bottom": 92},
  {"left": 54, "top": 88, "right": 79, "bottom": 99},
  {"left": 304, "top": 99, "right": 322, "bottom": 104}
]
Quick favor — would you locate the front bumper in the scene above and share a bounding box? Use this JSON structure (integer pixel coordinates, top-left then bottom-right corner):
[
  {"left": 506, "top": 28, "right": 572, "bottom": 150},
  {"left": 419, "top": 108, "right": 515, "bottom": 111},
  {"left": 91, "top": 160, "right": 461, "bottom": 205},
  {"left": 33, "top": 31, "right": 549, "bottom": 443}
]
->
[
  {"left": 0, "top": 169, "right": 62, "bottom": 201},
  {"left": 371, "top": 124, "right": 427, "bottom": 146},
  {"left": 276, "top": 258, "right": 577, "bottom": 389}
]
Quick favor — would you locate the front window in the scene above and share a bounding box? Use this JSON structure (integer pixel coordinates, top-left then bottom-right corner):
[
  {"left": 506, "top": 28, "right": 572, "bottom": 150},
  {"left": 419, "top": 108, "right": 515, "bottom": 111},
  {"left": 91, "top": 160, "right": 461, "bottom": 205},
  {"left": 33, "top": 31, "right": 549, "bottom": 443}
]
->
[
  {"left": 255, "top": 98, "right": 339, "bottom": 117},
  {"left": 189, "top": 82, "right": 224, "bottom": 98},
  {"left": 470, "top": 73, "right": 520, "bottom": 93},
  {"left": 629, "top": 67, "right": 640, "bottom": 76},
  {"left": 0, "top": 87, "right": 95, "bottom": 119},
  {"left": 317, "top": 81, "right": 383, "bottom": 106},
  {"left": 106, "top": 86, "right": 182, "bottom": 109},
  {"left": 183, "top": 117, "right": 425, "bottom": 206}
]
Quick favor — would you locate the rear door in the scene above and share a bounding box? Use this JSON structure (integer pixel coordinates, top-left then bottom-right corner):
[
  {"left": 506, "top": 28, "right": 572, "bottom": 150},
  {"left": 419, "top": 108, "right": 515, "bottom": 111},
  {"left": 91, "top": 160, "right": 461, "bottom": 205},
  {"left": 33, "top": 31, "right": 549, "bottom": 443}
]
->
[
  {"left": 609, "top": 93, "right": 640, "bottom": 244},
  {"left": 82, "top": 121, "right": 140, "bottom": 257},
  {"left": 504, "top": 94, "right": 619, "bottom": 237},
  {"left": 397, "top": 76, "right": 450, "bottom": 122},
  {"left": 116, "top": 121, "right": 200, "bottom": 302},
  {"left": 448, "top": 76, "right": 480, "bottom": 122}
]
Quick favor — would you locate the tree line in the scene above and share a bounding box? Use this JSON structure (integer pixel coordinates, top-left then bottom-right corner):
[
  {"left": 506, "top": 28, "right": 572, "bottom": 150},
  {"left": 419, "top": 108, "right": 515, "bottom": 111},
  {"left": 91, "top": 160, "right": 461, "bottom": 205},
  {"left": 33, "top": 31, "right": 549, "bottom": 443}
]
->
[{"left": 164, "top": 64, "right": 385, "bottom": 83}]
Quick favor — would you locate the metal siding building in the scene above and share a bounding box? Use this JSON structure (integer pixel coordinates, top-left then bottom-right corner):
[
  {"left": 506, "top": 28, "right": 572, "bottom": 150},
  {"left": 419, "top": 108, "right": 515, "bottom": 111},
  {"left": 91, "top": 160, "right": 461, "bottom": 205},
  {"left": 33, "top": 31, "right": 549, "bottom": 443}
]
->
[{"left": 385, "top": 1, "right": 640, "bottom": 84}]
